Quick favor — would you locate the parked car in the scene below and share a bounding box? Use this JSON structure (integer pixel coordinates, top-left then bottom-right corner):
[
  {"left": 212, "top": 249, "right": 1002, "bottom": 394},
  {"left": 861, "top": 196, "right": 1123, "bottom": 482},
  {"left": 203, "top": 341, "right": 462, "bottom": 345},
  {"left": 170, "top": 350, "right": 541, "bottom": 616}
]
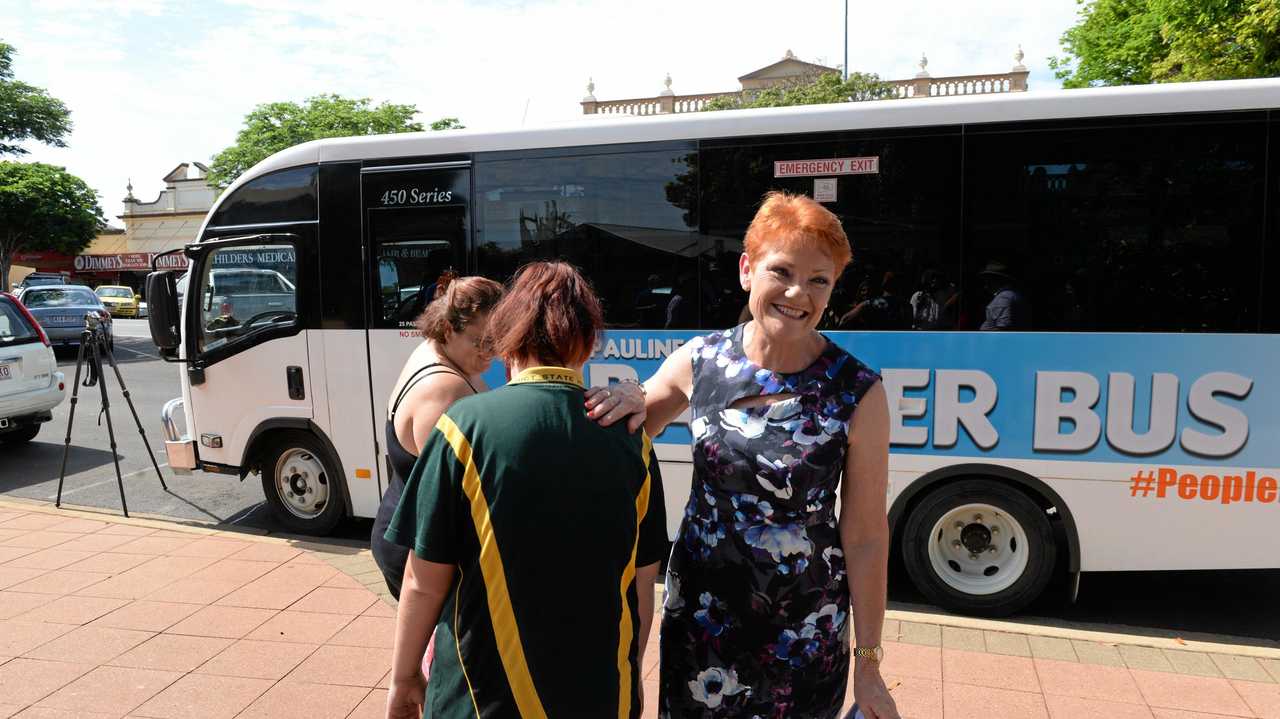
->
[
  {"left": 94, "top": 285, "right": 141, "bottom": 318},
  {"left": 16, "top": 285, "right": 113, "bottom": 351},
  {"left": 12, "top": 272, "right": 68, "bottom": 293},
  {"left": 197, "top": 268, "right": 296, "bottom": 326},
  {"left": 0, "top": 292, "right": 66, "bottom": 444}
]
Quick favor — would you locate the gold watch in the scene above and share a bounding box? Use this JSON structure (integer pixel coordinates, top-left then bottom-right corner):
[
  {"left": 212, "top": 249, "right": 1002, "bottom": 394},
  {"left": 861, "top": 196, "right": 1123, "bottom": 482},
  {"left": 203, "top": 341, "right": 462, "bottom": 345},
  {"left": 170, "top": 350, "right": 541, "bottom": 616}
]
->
[{"left": 852, "top": 646, "right": 884, "bottom": 664}]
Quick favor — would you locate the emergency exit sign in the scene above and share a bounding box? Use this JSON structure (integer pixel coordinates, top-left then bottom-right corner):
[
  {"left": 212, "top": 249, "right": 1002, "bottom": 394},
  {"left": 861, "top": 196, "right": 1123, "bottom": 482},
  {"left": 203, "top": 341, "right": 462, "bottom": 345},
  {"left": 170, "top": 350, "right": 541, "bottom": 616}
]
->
[{"left": 774, "top": 156, "right": 879, "bottom": 177}]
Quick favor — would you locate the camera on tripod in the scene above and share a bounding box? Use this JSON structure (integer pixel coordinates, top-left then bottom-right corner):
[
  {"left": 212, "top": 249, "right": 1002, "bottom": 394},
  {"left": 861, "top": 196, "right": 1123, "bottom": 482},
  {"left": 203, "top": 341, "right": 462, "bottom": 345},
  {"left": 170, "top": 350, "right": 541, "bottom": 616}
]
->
[{"left": 56, "top": 307, "right": 167, "bottom": 517}]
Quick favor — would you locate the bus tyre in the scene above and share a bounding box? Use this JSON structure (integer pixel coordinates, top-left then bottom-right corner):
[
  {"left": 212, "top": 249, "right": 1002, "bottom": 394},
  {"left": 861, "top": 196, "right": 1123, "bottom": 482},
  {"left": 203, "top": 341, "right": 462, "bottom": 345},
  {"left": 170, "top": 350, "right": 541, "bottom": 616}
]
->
[
  {"left": 901, "top": 479, "right": 1056, "bottom": 617},
  {"left": 259, "top": 431, "right": 345, "bottom": 535}
]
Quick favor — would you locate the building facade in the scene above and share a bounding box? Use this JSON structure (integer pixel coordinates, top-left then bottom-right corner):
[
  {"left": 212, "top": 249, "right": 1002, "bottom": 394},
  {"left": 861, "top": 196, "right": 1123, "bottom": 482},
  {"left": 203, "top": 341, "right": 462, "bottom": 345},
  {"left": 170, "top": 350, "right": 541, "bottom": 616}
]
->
[
  {"left": 73, "top": 162, "right": 214, "bottom": 289},
  {"left": 581, "top": 49, "right": 1030, "bottom": 115}
]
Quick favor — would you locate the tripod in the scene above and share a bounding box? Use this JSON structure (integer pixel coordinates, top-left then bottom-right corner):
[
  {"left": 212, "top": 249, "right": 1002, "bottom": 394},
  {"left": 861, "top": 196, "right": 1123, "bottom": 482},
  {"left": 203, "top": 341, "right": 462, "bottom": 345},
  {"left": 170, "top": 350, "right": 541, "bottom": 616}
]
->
[{"left": 56, "top": 313, "right": 167, "bottom": 517}]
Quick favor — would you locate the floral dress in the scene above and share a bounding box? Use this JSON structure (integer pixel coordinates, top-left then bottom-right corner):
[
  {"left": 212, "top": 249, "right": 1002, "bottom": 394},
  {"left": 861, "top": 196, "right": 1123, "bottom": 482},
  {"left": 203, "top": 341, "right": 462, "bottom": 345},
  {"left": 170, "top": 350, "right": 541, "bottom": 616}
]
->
[{"left": 659, "top": 324, "right": 881, "bottom": 718}]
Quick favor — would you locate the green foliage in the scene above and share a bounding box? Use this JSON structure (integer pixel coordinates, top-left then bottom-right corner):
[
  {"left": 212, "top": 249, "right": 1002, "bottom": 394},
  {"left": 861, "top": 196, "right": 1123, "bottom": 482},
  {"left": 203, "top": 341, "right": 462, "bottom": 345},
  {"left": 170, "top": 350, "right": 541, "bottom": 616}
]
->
[
  {"left": 1051, "top": 0, "right": 1280, "bottom": 87},
  {"left": 0, "top": 42, "right": 73, "bottom": 155},
  {"left": 430, "top": 117, "right": 465, "bottom": 131},
  {"left": 0, "top": 162, "right": 103, "bottom": 290},
  {"left": 702, "top": 71, "right": 894, "bottom": 111},
  {"left": 208, "top": 94, "right": 424, "bottom": 187}
]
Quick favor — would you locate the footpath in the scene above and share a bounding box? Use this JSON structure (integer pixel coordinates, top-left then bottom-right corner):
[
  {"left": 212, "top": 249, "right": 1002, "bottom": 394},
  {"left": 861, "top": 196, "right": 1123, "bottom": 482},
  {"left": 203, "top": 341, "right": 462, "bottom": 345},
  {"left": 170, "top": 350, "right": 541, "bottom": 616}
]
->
[{"left": 1, "top": 497, "right": 1278, "bottom": 718}]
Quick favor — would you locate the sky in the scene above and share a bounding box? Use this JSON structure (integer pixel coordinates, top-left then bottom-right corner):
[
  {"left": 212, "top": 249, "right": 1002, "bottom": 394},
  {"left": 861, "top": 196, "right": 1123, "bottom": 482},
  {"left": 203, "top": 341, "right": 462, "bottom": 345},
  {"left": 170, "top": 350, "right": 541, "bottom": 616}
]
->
[{"left": 3, "top": 0, "right": 1083, "bottom": 224}]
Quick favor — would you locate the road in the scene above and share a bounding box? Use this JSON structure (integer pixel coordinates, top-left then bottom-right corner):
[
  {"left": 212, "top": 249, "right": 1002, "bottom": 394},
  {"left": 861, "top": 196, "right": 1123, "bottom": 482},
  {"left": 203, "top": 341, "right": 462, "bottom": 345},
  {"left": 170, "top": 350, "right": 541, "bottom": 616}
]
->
[{"left": 2, "top": 319, "right": 1278, "bottom": 642}]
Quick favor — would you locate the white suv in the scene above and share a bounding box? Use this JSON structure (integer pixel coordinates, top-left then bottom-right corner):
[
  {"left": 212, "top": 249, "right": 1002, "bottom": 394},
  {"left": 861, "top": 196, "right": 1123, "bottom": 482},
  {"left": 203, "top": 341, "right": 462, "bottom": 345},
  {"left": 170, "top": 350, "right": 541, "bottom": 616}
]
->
[{"left": 0, "top": 292, "right": 66, "bottom": 444}]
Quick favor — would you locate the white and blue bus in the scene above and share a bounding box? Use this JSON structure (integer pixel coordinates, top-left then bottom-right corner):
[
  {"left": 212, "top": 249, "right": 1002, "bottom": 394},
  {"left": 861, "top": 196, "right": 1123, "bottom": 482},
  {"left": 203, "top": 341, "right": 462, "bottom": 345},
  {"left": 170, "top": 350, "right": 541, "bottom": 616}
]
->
[{"left": 147, "top": 77, "right": 1280, "bottom": 615}]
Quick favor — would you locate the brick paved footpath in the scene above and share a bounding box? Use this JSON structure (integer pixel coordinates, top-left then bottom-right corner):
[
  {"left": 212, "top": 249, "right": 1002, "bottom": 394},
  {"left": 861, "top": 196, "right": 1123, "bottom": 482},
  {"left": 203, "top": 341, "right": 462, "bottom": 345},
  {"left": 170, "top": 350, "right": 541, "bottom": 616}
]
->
[{"left": 1, "top": 498, "right": 1279, "bottom": 718}]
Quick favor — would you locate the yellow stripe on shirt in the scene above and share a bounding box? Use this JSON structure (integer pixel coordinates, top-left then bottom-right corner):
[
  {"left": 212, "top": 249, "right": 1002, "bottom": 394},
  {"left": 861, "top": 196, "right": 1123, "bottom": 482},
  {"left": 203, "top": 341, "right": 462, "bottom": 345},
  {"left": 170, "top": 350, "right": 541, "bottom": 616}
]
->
[
  {"left": 616, "top": 431, "right": 654, "bottom": 719},
  {"left": 436, "top": 413, "right": 548, "bottom": 719}
]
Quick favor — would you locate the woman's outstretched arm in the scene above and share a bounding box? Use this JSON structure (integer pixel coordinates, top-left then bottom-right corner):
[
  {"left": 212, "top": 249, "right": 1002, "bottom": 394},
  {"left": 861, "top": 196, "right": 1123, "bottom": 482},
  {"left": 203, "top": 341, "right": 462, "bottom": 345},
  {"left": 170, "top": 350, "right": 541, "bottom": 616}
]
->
[{"left": 642, "top": 342, "right": 694, "bottom": 437}]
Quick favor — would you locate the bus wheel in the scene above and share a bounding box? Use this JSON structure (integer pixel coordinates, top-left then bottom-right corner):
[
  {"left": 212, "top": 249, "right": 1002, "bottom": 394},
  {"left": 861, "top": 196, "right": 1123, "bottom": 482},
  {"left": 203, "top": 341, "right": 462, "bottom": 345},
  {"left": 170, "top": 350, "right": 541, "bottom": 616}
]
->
[
  {"left": 259, "top": 431, "right": 345, "bottom": 535},
  {"left": 901, "top": 479, "right": 1055, "bottom": 617}
]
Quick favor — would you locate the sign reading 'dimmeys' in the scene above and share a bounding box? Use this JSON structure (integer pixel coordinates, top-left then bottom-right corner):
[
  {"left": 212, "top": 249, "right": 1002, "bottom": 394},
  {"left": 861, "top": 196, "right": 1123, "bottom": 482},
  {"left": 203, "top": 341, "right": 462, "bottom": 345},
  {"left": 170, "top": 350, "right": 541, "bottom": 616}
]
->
[{"left": 775, "top": 157, "right": 879, "bottom": 178}]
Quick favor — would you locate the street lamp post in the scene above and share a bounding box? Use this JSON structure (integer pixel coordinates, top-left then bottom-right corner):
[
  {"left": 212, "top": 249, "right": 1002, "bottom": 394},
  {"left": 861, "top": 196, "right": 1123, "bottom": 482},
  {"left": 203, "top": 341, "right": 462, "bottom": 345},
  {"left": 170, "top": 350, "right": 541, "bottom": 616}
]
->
[{"left": 843, "top": 0, "right": 848, "bottom": 80}]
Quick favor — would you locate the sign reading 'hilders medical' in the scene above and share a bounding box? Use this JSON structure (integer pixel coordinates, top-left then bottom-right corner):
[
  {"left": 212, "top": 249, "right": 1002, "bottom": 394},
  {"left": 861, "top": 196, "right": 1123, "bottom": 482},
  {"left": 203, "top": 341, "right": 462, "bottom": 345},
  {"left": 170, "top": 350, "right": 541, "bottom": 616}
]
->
[{"left": 775, "top": 156, "right": 879, "bottom": 178}]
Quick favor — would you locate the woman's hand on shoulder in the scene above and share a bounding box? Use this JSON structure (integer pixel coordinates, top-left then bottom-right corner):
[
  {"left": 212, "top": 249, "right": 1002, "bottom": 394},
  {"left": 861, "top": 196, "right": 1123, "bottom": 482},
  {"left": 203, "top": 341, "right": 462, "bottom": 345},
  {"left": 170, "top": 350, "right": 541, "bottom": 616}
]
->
[
  {"left": 585, "top": 380, "right": 647, "bottom": 433},
  {"left": 642, "top": 340, "right": 694, "bottom": 437}
]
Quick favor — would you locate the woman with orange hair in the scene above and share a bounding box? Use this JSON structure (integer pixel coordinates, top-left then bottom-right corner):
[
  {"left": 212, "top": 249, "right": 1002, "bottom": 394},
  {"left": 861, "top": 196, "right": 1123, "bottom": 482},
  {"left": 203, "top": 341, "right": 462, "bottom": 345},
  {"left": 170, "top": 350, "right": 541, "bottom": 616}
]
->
[{"left": 645, "top": 192, "right": 899, "bottom": 718}]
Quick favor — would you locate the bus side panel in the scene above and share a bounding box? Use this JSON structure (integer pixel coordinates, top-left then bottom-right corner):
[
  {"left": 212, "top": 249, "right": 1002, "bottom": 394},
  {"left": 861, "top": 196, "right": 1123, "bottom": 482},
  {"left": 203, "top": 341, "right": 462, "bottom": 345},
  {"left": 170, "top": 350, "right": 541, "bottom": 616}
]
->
[
  {"left": 367, "top": 329, "right": 423, "bottom": 510},
  {"left": 314, "top": 329, "right": 382, "bottom": 519},
  {"left": 1048, "top": 471, "right": 1280, "bottom": 572}
]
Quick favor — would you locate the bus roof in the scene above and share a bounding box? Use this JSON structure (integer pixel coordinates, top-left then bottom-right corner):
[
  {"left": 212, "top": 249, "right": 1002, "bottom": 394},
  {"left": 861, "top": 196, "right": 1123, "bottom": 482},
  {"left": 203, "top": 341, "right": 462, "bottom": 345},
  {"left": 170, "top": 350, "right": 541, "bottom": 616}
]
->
[{"left": 228, "top": 77, "right": 1280, "bottom": 196}]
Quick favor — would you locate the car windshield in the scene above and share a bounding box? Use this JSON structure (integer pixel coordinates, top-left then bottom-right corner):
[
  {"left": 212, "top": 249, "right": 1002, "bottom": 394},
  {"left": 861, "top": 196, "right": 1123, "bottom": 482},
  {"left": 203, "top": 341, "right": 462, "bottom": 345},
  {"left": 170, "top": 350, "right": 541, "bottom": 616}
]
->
[
  {"left": 24, "top": 288, "right": 99, "bottom": 307},
  {"left": 0, "top": 299, "right": 38, "bottom": 343},
  {"left": 97, "top": 287, "right": 133, "bottom": 298}
]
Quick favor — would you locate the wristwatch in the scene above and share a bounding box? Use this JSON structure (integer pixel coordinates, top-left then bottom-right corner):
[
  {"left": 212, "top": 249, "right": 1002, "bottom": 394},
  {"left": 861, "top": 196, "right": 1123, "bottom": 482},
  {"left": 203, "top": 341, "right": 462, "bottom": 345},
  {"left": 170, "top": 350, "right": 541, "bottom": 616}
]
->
[{"left": 852, "top": 645, "right": 884, "bottom": 664}]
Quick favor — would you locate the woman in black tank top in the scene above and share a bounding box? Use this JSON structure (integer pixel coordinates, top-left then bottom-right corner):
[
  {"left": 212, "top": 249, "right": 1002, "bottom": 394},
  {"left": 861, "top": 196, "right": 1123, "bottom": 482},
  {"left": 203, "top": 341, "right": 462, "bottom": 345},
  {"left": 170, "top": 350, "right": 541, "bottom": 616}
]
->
[{"left": 372, "top": 277, "right": 497, "bottom": 600}]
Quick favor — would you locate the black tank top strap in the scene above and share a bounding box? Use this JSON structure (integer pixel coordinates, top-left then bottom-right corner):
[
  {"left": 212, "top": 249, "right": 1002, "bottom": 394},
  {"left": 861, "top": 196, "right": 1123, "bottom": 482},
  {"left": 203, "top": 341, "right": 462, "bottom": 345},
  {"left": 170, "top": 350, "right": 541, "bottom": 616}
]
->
[{"left": 389, "top": 362, "right": 477, "bottom": 419}]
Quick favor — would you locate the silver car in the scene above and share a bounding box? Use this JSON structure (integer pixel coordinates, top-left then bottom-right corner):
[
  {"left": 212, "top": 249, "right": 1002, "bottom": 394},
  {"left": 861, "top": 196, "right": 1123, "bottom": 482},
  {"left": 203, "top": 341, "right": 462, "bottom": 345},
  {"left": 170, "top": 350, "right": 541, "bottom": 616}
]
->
[{"left": 17, "top": 285, "right": 114, "bottom": 350}]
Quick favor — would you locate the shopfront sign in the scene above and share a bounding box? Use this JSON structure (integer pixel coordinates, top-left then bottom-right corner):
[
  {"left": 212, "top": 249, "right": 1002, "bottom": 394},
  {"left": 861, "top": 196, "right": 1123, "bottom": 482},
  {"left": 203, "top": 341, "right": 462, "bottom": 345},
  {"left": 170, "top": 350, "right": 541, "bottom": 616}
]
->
[{"left": 74, "top": 252, "right": 190, "bottom": 273}]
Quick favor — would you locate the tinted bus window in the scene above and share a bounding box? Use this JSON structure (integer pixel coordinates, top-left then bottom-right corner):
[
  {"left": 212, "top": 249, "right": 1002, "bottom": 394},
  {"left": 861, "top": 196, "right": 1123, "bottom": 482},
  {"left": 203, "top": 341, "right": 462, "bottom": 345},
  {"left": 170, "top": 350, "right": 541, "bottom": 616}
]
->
[
  {"left": 965, "top": 115, "right": 1267, "bottom": 332},
  {"left": 1264, "top": 117, "right": 1280, "bottom": 333},
  {"left": 370, "top": 207, "right": 465, "bottom": 329},
  {"left": 208, "top": 166, "right": 318, "bottom": 228},
  {"left": 699, "top": 130, "right": 964, "bottom": 331},
  {"left": 474, "top": 148, "right": 699, "bottom": 328}
]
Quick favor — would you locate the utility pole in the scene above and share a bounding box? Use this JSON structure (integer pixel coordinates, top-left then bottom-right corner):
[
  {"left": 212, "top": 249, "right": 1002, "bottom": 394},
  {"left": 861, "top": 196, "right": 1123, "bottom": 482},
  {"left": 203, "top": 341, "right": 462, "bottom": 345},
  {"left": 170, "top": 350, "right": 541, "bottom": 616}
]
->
[{"left": 843, "top": 0, "right": 849, "bottom": 80}]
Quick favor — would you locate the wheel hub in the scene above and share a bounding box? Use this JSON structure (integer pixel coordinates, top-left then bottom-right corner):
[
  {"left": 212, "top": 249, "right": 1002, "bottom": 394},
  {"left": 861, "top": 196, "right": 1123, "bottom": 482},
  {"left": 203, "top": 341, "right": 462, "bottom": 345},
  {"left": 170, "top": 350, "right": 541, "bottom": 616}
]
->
[
  {"left": 960, "top": 523, "right": 992, "bottom": 552},
  {"left": 274, "top": 449, "right": 328, "bottom": 520},
  {"left": 926, "top": 502, "right": 1031, "bottom": 596}
]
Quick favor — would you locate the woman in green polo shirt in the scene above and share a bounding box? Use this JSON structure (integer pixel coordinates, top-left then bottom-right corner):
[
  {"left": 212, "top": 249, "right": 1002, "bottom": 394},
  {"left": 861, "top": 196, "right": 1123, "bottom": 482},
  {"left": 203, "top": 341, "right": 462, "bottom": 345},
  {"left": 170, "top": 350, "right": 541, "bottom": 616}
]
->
[{"left": 385, "top": 261, "right": 667, "bottom": 719}]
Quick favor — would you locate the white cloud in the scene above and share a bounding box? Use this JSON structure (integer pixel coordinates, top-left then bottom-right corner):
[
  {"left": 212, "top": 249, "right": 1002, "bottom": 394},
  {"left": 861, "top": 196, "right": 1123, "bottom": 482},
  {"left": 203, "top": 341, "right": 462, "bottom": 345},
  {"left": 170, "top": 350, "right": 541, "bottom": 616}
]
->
[{"left": 9, "top": 0, "right": 1080, "bottom": 221}]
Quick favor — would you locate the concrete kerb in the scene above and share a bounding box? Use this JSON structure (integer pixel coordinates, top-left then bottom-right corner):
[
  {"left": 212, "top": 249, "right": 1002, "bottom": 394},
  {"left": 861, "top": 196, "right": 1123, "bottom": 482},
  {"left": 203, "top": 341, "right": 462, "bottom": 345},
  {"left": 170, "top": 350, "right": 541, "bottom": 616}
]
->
[{"left": 881, "top": 605, "right": 1280, "bottom": 662}]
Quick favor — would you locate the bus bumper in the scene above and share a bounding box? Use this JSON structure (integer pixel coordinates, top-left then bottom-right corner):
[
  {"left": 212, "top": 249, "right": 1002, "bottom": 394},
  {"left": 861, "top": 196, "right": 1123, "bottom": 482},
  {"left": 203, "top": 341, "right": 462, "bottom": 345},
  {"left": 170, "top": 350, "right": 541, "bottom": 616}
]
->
[{"left": 161, "top": 397, "right": 196, "bottom": 473}]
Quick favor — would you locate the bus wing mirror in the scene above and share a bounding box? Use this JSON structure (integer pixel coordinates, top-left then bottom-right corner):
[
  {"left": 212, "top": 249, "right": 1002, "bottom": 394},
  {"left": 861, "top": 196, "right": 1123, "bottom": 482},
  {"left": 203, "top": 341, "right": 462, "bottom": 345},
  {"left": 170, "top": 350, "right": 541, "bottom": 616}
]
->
[{"left": 145, "top": 270, "right": 182, "bottom": 356}]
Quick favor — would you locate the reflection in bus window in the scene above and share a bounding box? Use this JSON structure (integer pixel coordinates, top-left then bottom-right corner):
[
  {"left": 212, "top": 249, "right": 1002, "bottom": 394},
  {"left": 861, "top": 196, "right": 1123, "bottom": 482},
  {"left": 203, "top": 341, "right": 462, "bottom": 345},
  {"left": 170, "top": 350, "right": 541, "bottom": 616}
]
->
[
  {"left": 195, "top": 244, "right": 298, "bottom": 353},
  {"left": 369, "top": 207, "right": 463, "bottom": 329},
  {"left": 698, "top": 131, "right": 964, "bottom": 331},
  {"left": 965, "top": 118, "right": 1266, "bottom": 332},
  {"left": 475, "top": 148, "right": 702, "bottom": 327}
]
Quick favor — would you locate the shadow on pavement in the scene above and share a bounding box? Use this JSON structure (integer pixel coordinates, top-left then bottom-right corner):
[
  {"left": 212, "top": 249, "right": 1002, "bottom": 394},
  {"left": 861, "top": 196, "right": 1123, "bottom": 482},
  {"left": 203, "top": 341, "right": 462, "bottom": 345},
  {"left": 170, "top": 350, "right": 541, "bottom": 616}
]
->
[{"left": 0, "top": 440, "right": 121, "bottom": 491}]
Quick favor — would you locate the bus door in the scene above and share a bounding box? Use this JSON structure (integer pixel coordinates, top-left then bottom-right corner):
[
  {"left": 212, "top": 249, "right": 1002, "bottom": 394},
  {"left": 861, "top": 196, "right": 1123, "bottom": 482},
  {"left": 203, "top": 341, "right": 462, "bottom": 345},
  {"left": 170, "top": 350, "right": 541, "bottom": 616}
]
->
[
  {"left": 357, "top": 162, "right": 471, "bottom": 500},
  {"left": 183, "top": 232, "right": 313, "bottom": 471}
]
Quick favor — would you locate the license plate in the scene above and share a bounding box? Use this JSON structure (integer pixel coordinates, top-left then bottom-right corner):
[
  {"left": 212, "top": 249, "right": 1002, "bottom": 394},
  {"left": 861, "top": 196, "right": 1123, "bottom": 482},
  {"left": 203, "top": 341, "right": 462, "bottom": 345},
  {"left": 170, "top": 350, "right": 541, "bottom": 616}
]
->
[
  {"left": 0, "top": 364, "right": 11, "bottom": 380},
  {"left": 50, "top": 315, "right": 79, "bottom": 324}
]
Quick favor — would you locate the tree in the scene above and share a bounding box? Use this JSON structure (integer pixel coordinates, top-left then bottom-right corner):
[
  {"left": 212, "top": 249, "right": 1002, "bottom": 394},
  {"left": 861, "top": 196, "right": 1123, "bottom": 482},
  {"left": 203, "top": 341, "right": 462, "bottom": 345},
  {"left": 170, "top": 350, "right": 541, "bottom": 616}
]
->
[
  {"left": 1050, "top": 0, "right": 1280, "bottom": 87},
  {"left": 702, "top": 71, "right": 894, "bottom": 111},
  {"left": 0, "top": 162, "right": 103, "bottom": 291},
  {"left": 208, "top": 94, "right": 425, "bottom": 187},
  {"left": 430, "top": 117, "right": 465, "bottom": 131},
  {"left": 0, "top": 42, "right": 73, "bottom": 155}
]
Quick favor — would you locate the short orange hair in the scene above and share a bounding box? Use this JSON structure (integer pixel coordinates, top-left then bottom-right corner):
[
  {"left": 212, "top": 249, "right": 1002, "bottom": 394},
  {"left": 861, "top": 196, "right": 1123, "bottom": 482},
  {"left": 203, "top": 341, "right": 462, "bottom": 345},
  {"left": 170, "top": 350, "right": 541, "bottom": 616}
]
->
[{"left": 744, "top": 191, "right": 851, "bottom": 269}]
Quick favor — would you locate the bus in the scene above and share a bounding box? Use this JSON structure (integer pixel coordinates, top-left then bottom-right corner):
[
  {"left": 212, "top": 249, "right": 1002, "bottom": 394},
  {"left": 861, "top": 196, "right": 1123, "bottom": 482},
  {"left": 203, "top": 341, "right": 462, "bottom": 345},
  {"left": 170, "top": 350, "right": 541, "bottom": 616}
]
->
[{"left": 146, "top": 78, "right": 1280, "bottom": 616}]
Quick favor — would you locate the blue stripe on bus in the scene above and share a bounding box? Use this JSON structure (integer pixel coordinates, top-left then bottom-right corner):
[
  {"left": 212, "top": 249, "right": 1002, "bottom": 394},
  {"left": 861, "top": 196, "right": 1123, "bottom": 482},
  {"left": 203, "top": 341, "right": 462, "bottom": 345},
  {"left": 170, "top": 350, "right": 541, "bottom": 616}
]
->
[{"left": 482, "top": 330, "right": 1279, "bottom": 467}]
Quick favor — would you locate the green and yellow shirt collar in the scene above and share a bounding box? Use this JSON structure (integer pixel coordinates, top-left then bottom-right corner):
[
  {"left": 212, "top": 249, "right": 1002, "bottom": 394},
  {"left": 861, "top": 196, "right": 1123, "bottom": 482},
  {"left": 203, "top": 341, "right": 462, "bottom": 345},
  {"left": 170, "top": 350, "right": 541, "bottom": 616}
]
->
[{"left": 508, "top": 366, "right": 585, "bottom": 388}]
